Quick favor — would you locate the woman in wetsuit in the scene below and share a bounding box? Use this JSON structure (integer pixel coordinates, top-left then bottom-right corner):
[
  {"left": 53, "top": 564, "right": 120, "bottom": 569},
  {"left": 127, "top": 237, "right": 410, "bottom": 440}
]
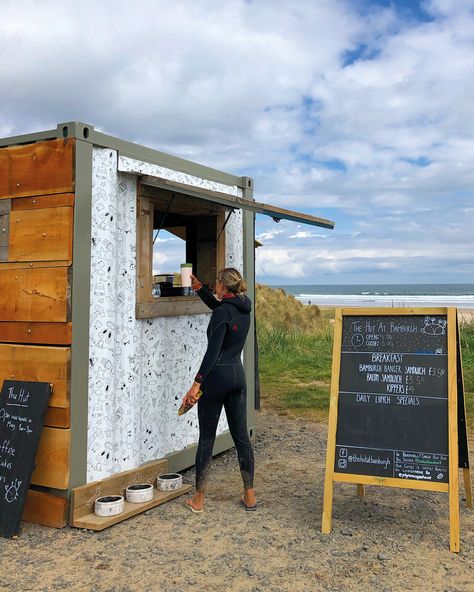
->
[{"left": 182, "top": 268, "right": 256, "bottom": 513}]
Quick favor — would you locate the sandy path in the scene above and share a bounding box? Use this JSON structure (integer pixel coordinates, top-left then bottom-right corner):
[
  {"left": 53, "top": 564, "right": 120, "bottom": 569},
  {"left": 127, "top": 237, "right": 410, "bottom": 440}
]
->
[{"left": 1, "top": 409, "right": 473, "bottom": 592}]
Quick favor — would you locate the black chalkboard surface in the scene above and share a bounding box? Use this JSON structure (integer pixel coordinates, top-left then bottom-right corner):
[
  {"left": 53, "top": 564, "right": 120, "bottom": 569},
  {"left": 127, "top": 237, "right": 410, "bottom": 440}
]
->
[
  {"left": 0, "top": 380, "right": 51, "bottom": 538},
  {"left": 334, "top": 315, "right": 449, "bottom": 483}
]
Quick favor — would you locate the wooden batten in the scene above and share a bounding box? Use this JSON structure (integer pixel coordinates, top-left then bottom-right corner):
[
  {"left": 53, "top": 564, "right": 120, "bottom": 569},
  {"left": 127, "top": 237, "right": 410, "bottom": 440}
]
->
[
  {"left": 23, "top": 490, "right": 68, "bottom": 529},
  {"left": 0, "top": 343, "right": 70, "bottom": 408},
  {"left": 11, "top": 193, "right": 75, "bottom": 210},
  {"left": 31, "top": 427, "right": 70, "bottom": 490},
  {"left": 0, "top": 321, "right": 72, "bottom": 344},
  {"left": 44, "top": 407, "right": 70, "bottom": 429},
  {"left": 136, "top": 297, "right": 210, "bottom": 319},
  {"left": 0, "top": 266, "right": 71, "bottom": 322},
  {"left": 136, "top": 192, "right": 153, "bottom": 304},
  {"left": 0, "top": 138, "right": 75, "bottom": 199},
  {"left": 0, "top": 261, "right": 71, "bottom": 270}
]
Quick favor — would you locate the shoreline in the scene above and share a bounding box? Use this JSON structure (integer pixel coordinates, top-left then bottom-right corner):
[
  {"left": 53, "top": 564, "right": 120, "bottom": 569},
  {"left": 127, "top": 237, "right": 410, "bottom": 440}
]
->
[
  {"left": 315, "top": 305, "right": 474, "bottom": 323},
  {"left": 299, "top": 297, "right": 474, "bottom": 308}
]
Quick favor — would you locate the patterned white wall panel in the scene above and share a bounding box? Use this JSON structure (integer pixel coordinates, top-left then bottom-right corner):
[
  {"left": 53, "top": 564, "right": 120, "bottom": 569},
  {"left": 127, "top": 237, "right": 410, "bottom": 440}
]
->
[
  {"left": 118, "top": 155, "right": 243, "bottom": 198},
  {"left": 88, "top": 148, "right": 243, "bottom": 482},
  {"left": 225, "top": 209, "right": 243, "bottom": 271}
]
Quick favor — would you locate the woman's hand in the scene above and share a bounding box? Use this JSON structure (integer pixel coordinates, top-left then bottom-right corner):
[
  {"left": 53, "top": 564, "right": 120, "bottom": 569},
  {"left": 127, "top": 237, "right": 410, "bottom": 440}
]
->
[
  {"left": 190, "top": 274, "right": 202, "bottom": 291},
  {"left": 182, "top": 382, "right": 201, "bottom": 408}
]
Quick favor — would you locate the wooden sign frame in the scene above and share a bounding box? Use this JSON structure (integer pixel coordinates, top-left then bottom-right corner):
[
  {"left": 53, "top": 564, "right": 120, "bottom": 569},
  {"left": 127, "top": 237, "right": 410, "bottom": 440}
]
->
[{"left": 322, "top": 307, "right": 472, "bottom": 553}]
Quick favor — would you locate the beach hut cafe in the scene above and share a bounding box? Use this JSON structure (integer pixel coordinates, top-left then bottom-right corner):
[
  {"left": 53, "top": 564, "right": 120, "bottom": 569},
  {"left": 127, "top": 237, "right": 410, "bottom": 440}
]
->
[{"left": 0, "top": 122, "right": 334, "bottom": 529}]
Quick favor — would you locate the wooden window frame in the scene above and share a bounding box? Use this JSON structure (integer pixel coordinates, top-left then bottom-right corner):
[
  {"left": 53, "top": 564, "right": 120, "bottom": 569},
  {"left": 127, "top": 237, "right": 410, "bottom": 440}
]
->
[{"left": 136, "top": 182, "right": 227, "bottom": 319}]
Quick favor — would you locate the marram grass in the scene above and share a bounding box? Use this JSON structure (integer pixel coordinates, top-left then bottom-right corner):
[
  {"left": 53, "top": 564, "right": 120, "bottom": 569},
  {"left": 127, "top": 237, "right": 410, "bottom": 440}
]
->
[
  {"left": 256, "top": 284, "right": 334, "bottom": 421},
  {"left": 256, "top": 285, "right": 474, "bottom": 423}
]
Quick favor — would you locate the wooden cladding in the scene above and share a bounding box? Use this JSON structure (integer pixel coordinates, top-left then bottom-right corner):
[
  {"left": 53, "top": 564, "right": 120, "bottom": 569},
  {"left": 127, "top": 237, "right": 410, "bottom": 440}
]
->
[
  {"left": 44, "top": 406, "right": 70, "bottom": 429},
  {"left": 31, "top": 427, "right": 70, "bottom": 490},
  {"left": 11, "top": 193, "right": 74, "bottom": 210},
  {"left": 23, "top": 490, "right": 68, "bottom": 528},
  {"left": 9, "top": 206, "right": 73, "bottom": 262},
  {"left": 0, "top": 266, "right": 70, "bottom": 322},
  {"left": 0, "top": 137, "right": 75, "bottom": 516},
  {"left": 0, "top": 344, "right": 70, "bottom": 408},
  {"left": 0, "top": 321, "right": 72, "bottom": 344},
  {"left": 0, "top": 138, "right": 74, "bottom": 199},
  {"left": 0, "top": 343, "right": 70, "bottom": 427},
  {"left": 0, "top": 193, "right": 74, "bottom": 263}
]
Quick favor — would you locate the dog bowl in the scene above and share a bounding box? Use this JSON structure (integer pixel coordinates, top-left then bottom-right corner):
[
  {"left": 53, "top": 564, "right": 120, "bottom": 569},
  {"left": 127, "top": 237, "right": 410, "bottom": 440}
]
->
[
  {"left": 94, "top": 495, "right": 124, "bottom": 516},
  {"left": 125, "top": 483, "right": 154, "bottom": 503},
  {"left": 157, "top": 473, "right": 183, "bottom": 492}
]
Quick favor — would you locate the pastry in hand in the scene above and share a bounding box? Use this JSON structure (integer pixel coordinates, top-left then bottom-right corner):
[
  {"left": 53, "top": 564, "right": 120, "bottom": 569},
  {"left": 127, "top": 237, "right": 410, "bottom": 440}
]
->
[{"left": 178, "top": 390, "right": 203, "bottom": 416}]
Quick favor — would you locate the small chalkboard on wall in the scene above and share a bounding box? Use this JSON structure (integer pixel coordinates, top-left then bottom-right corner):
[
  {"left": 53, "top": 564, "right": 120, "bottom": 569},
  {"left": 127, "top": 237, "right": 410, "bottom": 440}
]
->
[
  {"left": 322, "top": 308, "right": 472, "bottom": 553},
  {"left": 0, "top": 380, "right": 51, "bottom": 538}
]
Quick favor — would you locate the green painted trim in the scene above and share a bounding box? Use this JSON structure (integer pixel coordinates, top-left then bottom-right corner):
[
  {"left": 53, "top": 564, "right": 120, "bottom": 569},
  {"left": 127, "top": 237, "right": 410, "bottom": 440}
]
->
[
  {"left": 242, "top": 178, "right": 256, "bottom": 430},
  {"left": 0, "top": 121, "right": 246, "bottom": 188},
  {"left": 166, "top": 430, "right": 237, "bottom": 473},
  {"left": 0, "top": 128, "right": 59, "bottom": 148},
  {"left": 69, "top": 138, "right": 93, "bottom": 490}
]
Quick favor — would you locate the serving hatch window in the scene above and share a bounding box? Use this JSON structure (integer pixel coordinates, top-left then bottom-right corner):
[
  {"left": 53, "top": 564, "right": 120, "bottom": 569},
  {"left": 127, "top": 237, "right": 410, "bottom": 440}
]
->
[{"left": 136, "top": 182, "right": 227, "bottom": 318}]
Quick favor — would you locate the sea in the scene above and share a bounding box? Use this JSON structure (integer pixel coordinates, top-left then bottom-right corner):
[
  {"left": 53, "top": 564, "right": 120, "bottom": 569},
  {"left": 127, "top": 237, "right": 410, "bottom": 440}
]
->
[{"left": 270, "top": 284, "right": 474, "bottom": 309}]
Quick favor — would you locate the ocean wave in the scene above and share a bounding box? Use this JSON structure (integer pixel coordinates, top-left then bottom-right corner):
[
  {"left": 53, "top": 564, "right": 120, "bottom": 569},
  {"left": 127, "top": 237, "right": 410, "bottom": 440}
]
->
[{"left": 297, "top": 293, "right": 474, "bottom": 308}]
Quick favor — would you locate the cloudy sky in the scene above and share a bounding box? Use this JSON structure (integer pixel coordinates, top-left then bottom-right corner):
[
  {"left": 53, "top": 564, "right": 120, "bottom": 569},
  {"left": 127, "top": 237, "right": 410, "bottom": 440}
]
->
[{"left": 2, "top": 0, "right": 473, "bottom": 285}]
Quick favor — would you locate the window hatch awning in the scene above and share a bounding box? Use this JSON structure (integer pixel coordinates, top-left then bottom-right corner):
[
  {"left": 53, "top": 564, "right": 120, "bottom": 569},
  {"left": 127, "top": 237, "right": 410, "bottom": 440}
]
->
[
  {"left": 252, "top": 202, "right": 334, "bottom": 229},
  {"left": 141, "top": 175, "right": 335, "bottom": 230}
]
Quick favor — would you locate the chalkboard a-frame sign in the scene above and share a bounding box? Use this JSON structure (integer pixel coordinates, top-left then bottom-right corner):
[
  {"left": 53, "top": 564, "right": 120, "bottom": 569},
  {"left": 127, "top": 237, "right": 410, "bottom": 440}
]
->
[
  {"left": 322, "top": 308, "right": 472, "bottom": 553},
  {"left": 0, "top": 380, "right": 51, "bottom": 538}
]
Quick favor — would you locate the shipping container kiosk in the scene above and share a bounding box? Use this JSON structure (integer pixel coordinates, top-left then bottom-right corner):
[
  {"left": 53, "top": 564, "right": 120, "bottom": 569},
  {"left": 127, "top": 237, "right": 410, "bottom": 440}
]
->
[{"left": 0, "top": 122, "right": 334, "bottom": 528}]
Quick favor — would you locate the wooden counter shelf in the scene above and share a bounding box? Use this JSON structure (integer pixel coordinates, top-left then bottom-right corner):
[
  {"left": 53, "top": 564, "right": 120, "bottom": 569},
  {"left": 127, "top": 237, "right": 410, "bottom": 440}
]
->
[
  {"left": 72, "top": 484, "right": 192, "bottom": 531},
  {"left": 70, "top": 458, "right": 192, "bottom": 531}
]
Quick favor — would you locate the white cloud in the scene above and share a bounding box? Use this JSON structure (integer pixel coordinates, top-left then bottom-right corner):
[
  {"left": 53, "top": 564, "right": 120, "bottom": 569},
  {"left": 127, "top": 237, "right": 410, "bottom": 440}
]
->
[
  {"left": 154, "top": 236, "right": 177, "bottom": 243},
  {"left": 255, "top": 229, "right": 284, "bottom": 242},
  {"left": 289, "top": 230, "right": 327, "bottom": 239},
  {"left": 1, "top": 0, "right": 473, "bottom": 284},
  {"left": 256, "top": 248, "right": 305, "bottom": 279},
  {"left": 289, "top": 231, "right": 313, "bottom": 239}
]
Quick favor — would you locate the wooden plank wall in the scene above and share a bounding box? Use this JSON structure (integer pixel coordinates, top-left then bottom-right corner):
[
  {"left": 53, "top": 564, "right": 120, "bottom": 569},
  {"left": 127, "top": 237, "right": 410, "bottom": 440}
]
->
[{"left": 0, "top": 138, "right": 75, "bottom": 527}]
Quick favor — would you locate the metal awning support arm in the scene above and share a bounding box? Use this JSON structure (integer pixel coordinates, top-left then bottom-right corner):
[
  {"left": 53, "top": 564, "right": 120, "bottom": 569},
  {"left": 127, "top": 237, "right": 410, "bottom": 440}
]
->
[
  {"left": 152, "top": 193, "right": 175, "bottom": 245},
  {"left": 216, "top": 210, "right": 233, "bottom": 246}
]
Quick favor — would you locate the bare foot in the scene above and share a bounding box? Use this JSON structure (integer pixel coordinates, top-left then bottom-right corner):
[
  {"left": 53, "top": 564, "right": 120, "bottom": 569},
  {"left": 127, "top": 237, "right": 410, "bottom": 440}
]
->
[
  {"left": 242, "top": 488, "right": 256, "bottom": 508},
  {"left": 185, "top": 491, "right": 204, "bottom": 513}
]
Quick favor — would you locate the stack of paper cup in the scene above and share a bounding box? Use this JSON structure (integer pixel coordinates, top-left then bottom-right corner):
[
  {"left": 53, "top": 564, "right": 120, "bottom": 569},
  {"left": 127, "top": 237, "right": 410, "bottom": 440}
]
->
[{"left": 181, "top": 263, "right": 193, "bottom": 296}]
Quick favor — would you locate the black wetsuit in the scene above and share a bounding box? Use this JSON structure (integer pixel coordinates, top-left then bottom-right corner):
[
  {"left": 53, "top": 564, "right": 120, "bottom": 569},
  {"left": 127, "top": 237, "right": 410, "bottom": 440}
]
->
[{"left": 194, "top": 286, "right": 254, "bottom": 491}]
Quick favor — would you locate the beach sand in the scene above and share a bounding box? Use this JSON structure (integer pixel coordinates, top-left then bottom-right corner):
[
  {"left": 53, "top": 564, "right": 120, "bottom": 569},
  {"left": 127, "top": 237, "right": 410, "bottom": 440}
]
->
[
  {"left": 1, "top": 408, "right": 473, "bottom": 592},
  {"left": 459, "top": 309, "right": 474, "bottom": 323}
]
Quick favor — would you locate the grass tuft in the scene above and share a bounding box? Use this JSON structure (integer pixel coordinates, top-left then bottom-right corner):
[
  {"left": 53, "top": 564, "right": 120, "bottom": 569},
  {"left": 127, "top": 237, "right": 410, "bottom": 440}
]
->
[{"left": 256, "top": 285, "right": 334, "bottom": 421}]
